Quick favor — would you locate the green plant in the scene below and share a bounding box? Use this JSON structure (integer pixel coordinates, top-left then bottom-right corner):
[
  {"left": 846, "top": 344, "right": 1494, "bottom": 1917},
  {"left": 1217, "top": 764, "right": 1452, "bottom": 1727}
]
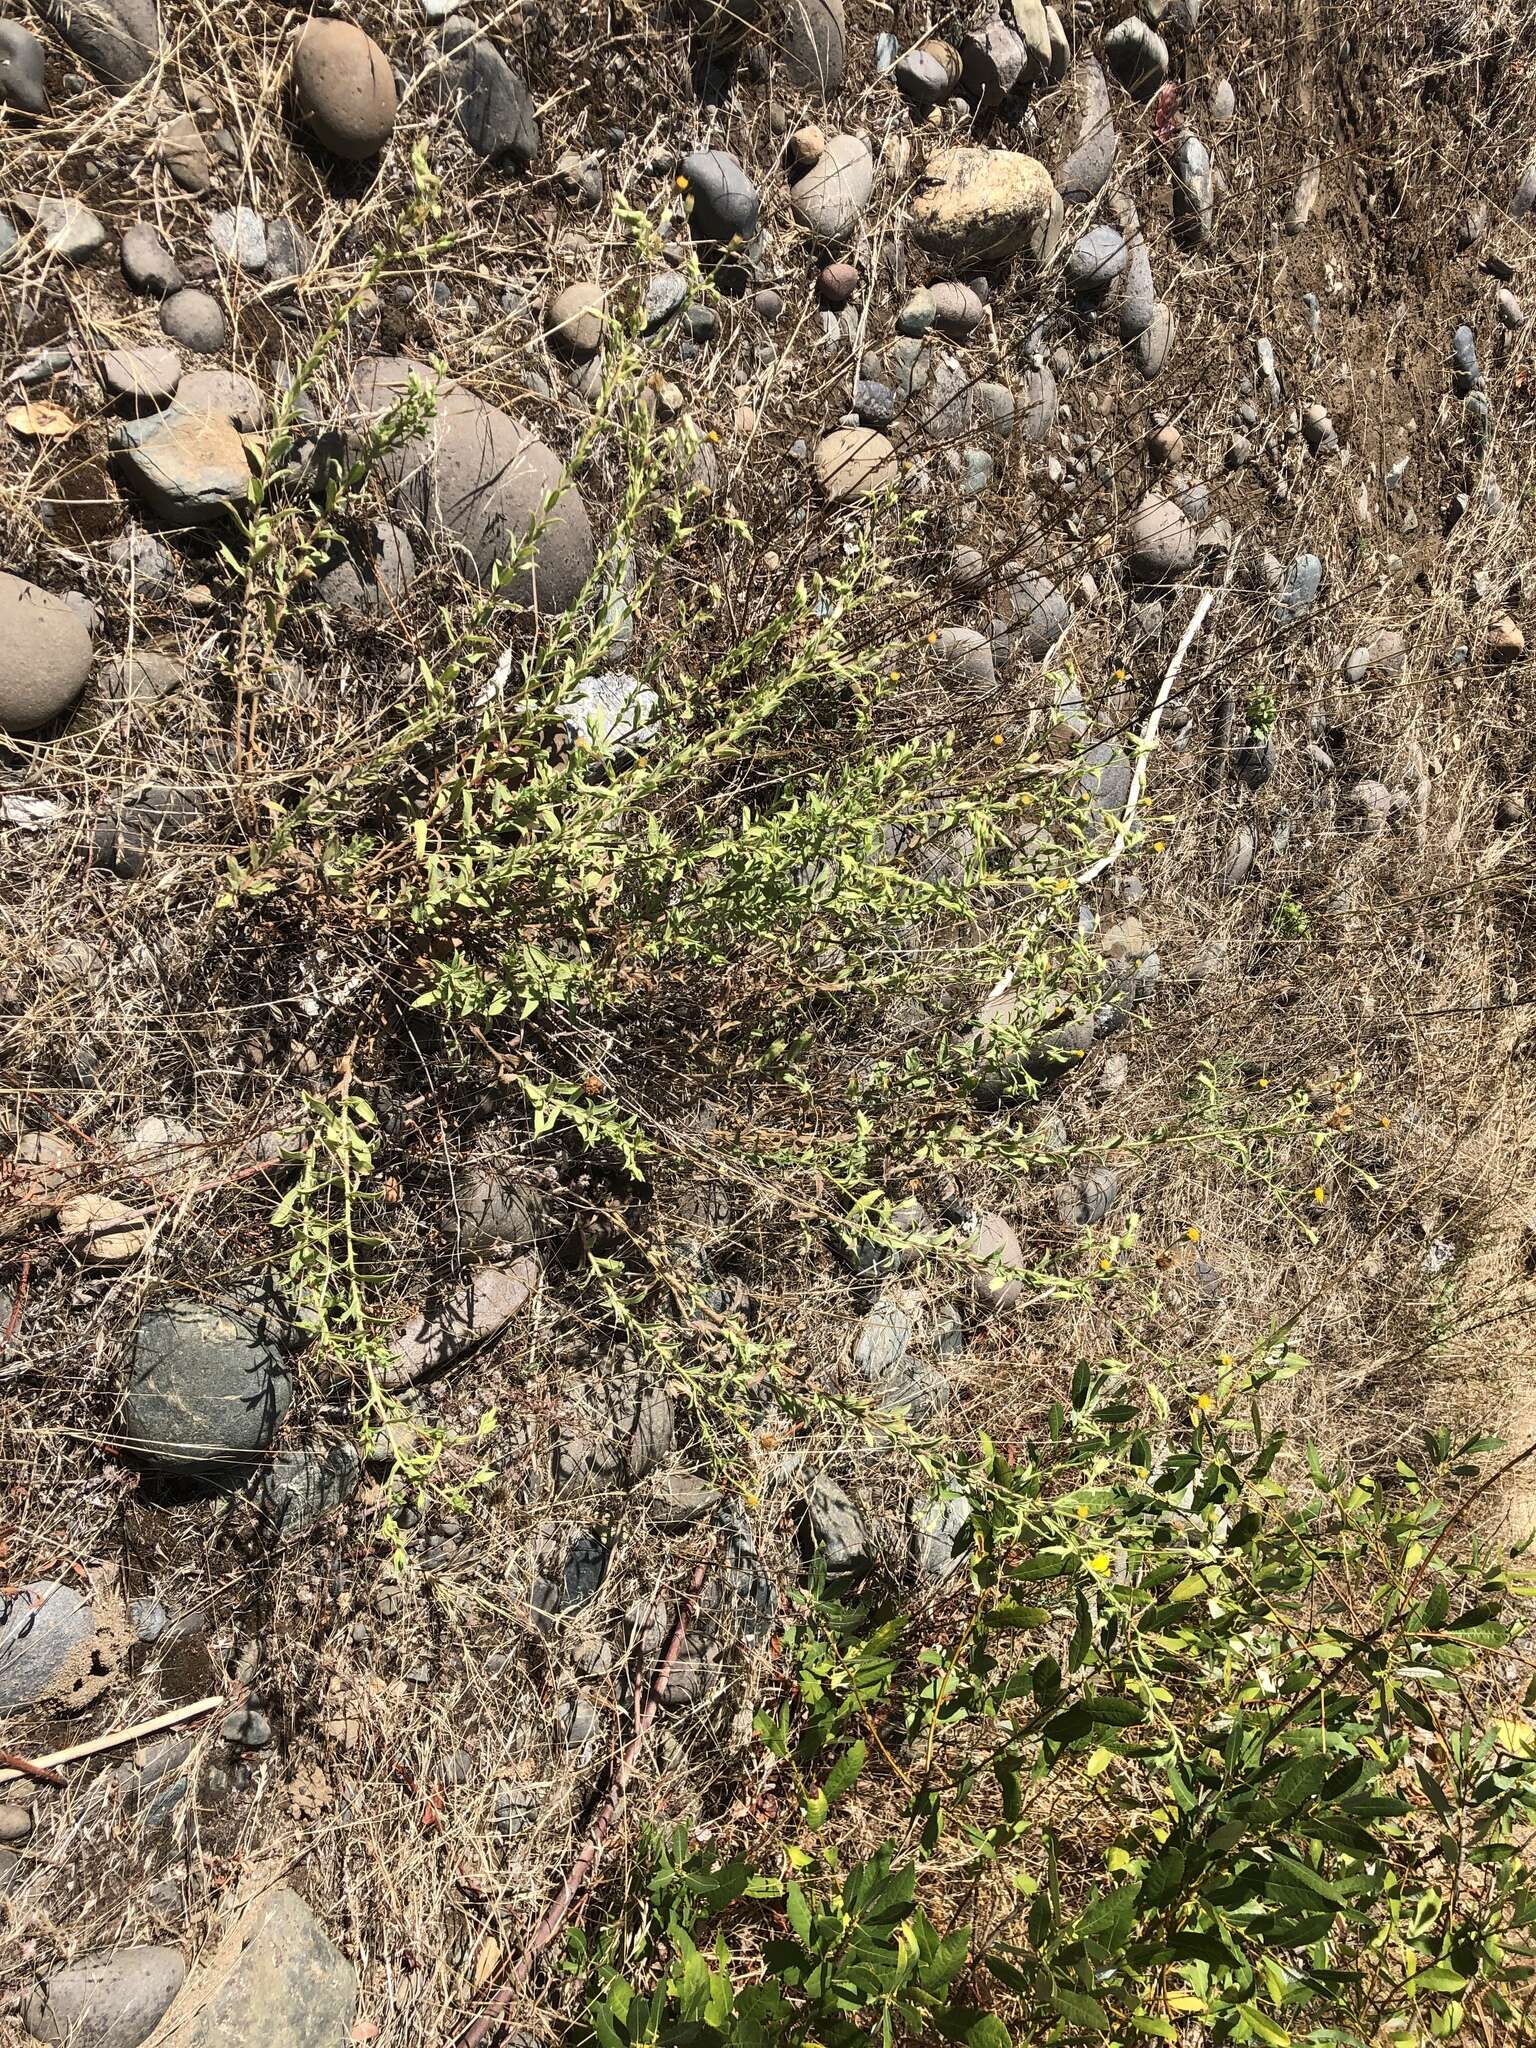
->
[
  {"left": 581, "top": 1365, "right": 1536, "bottom": 2048},
  {"left": 1270, "top": 894, "right": 1313, "bottom": 942}
]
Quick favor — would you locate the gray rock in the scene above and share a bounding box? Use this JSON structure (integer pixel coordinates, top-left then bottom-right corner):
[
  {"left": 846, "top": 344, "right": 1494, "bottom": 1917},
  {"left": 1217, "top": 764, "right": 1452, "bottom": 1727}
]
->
[
  {"left": 350, "top": 357, "right": 595, "bottom": 610},
  {"left": 780, "top": 0, "right": 846, "bottom": 100},
  {"left": 1060, "top": 1165, "right": 1119, "bottom": 1224},
  {"left": 554, "top": 1374, "right": 674, "bottom": 1491},
  {"left": 1171, "top": 134, "right": 1212, "bottom": 245},
  {"left": 815, "top": 426, "right": 898, "bottom": 500},
  {"left": 1219, "top": 823, "right": 1257, "bottom": 892},
  {"left": 101, "top": 343, "right": 182, "bottom": 408},
  {"left": 1127, "top": 492, "right": 1195, "bottom": 581},
  {"left": 1104, "top": 17, "right": 1167, "bottom": 98},
  {"left": 171, "top": 1889, "right": 356, "bottom": 2048},
  {"left": 891, "top": 295, "right": 943, "bottom": 355},
  {"left": 124, "top": 1299, "right": 292, "bottom": 1480},
  {"left": 1063, "top": 223, "right": 1127, "bottom": 297},
  {"left": 0, "top": 21, "right": 48, "bottom": 113},
  {"left": 14, "top": 192, "right": 106, "bottom": 263},
  {"left": 1008, "top": 0, "right": 1054, "bottom": 80},
  {"left": 453, "top": 1173, "right": 548, "bottom": 1251},
  {"left": 1115, "top": 204, "right": 1156, "bottom": 339},
  {"left": 436, "top": 17, "right": 539, "bottom": 166},
  {"left": 291, "top": 18, "right": 396, "bottom": 160},
  {"left": 1006, "top": 569, "right": 1070, "bottom": 657},
  {"left": 0, "top": 216, "right": 17, "bottom": 270},
  {"left": 680, "top": 148, "right": 760, "bottom": 244},
  {"left": 1450, "top": 322, "right": 1481, "bottom": 396},
  {"left": 557, "top": 669, "right": 659, "bottom": 756},
  {"left": 1345, "top": 778, "right": 1392, "bottom": 837},
  {"left": 965, "top": 1212, "right": 1024, "bottom": 1314},
  {"left": 23, "top": 1946, "right": 185, "bottom": 2048},
  {"left": 912, "top": 1493, "right": 971, "bottom": 1578},
  {"left": 1081, "top": 738, "right": 1132, "bottom": 815},
  {"left": 1276, "top": 552, "right": 1322, "bottom": 623},
  {"left": 259, "top": 1441, "right": 360, "bottom": 1539},
  {"left": 1496, "top": 287, "right": 1525, "bottom": 330},
  {"left": 1511, "top": 160, "right": 1536, "bottom": 220},
  {"left": 854, "top": 378, "right": 897, "bottom": 426},
  {"left": 0, "top": 572, "right": 93, "bottom": 736},
  {"left": 1234, "top": 730, "right": 1276, "bottom": 789},
  {"left": 894, "top": 47, "right": 949, "bottom": 109},
  {"left": 38, "top": 0, "right": 157, "bottom": 88},
  {"left": 222, "top": 1706, "right": 274, "bottom": 1748},
  {"left": 804, "top": 1472, "right": 870, "bottom": 1572},
  {"left": 265, "top": 218, "right": 310, "bottom": 284},
  {"left": 975, "top": 379, "right": 1015, "bottom": 438},
  {"left": 647, "top": 1471, "right": 722, "bottom": 1530},
  {"left": 209, "top": 205, "right": 267, "bottom": 274},
  {"left": 789, "top": 132, "right": 873, "bottom": 248},
  {"left": 1136, "top": 301, "right": 1173, "bottom": 378},
  {"left": 642, "top": 268, "right": 689, "bottom": 332},
  {"left": 318, "top": 516, "right": 415, "bottom": 614},
  {"left": 1, "top": 1580, "right": 97, "bottom": 1712},
  {"left": 159, "top": 287, "right": 226, "bottom": 354},
  {"left": 121, "top": 223, "right": 181, "bottom": 296},
  {"left": 958, "top": 445, "right": 994, "bottom": 495},
  {"left": 111, "top": 405, "right": 249, "bottom": 525},
  {"left": 1209, "top": 76, "right": 1235, "bottom": 124},
  {"left": 960, "top": 17, "right": 1026, "bottom": 110},
  {"left": 1018, "top": 363, "right": 1058, "bottom": 444},
  {"left": 930, "top": 279, "right": 985, "bottom": 338},
  {"left": 385, "top": 1258, "right": 536, "bottom": 1389},
  {"left": 933, "top": 624, "right": 995, "bottom": 692},
  {"left": 130, "top": 1596, "right": 169, "bottom": 1641},
  {"left": 1055, "top": 57, "right": 1116, "bottom": 202},
  {"left": 853, "top": 1295, "right": 913, "bottom": 1378}
]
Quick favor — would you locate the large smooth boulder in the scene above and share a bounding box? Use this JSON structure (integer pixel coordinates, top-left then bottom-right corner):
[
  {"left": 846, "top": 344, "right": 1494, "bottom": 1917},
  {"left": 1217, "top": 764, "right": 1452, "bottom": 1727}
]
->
[
  {"left": 436, "top": 17, "right": 539, "bottom": 166},
  {"left": 290, "top": 19, "right": 397, "bottom": 161},
  {"left": 349, "top": 357, "right": 595, "bottom": 610},
  {"left": 0, "top": 572, "right": 93, "bottom": 735},
  {"left": 911, "top": 147, "right": 1059, "bottom": 270},
  {"left": 171, "top": 1890, "right": 356, "bottom": 2047},
  {"left": 123, "top": 1299, "right": 292, "bottom": 1480},
  {"left": 23, "top": 1946, "right": 185, "bottom": 2048},
  {"left": 38, "top": 0, "right": 157, "bottom": 88}
]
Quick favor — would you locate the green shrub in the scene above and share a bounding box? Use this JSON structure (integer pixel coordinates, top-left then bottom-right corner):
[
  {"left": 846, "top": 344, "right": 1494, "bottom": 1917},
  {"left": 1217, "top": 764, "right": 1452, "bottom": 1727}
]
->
[{"left": 582, "top": 1365, "right": 1536, "bottom": 2048}]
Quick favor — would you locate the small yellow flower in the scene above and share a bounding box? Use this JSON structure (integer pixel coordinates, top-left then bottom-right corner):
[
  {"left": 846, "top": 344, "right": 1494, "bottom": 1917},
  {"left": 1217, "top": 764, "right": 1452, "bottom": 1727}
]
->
[
  {"left": 1185, "top": 1225, "right": 1201, "bottom": 1244},
  {"left": 1098, "top": 1255, "right": 1113, "bottom": 1271},
  {"left": 1075, "top": 1502, "right": 1090, "bottom": 1519},
  {"left": 1152, "top": 839, "right": 1166, "bottom": 852},
  {"left": 926, "top": 630, "right": 938, "bottom": 644},
  {"left": 1196, "top": 1392, "right": 1214, "bottom": 1413},
  {"left": 1257, "top": 1076, "right": 1269, "bottom": 1088},
  {"left": 888, "top": 667, "right": 902, "bottom": 681},
  {"left": 1053, "top": 877, "right": 1072, "bottom": 893},
  {"left": 707, "top": 429, "right": 720, "bottom": 444},
  {"left": 1379, "top": 1114, "right": 1392, "bottom": 1128},
  {"left": 675, "top": 174, "right": 690, "bottom": 189},
  {"left": 993, "top": 732, "right": 1004, "bottom": 745},
  {"left": 1088, "top": 1552, "right": 1112, "bottom": 1575},
  {"left": 1312, "top": 1185, "right": 1327, "bottom": 1205},
  {"left": 1218, "top": 1352, "right": 1235, "bottom": 1368}
]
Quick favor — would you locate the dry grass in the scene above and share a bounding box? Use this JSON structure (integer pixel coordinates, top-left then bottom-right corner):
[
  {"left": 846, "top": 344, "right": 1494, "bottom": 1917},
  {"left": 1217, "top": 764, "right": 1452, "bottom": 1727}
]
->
[{"left": 3, "top": 0, "right": 1536, "bottom": 2039}]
